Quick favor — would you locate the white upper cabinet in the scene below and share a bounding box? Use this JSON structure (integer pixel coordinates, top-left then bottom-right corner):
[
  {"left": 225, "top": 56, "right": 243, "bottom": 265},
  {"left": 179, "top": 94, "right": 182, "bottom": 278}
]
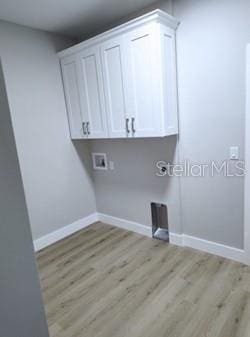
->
[
  {"left": 78, "top": 46, "right": 108, "bottom": 139},
  {"left": 59, "top": 10, "right": 179, "bottom": 140},
  {"left": 100, "top": 37, "right": 129, "bottom": 138}
]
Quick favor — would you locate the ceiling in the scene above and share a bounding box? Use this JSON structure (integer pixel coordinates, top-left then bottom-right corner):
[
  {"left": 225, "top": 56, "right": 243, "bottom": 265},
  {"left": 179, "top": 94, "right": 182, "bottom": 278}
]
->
[{"left": 0, "top": 0, "right": 163, "bottom": 38}]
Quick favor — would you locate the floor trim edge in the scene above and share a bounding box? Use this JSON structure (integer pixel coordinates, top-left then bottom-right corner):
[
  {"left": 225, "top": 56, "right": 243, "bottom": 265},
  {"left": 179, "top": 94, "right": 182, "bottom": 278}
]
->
[{"left": 33, "top": 213, "right": 99, "bottom": 252}]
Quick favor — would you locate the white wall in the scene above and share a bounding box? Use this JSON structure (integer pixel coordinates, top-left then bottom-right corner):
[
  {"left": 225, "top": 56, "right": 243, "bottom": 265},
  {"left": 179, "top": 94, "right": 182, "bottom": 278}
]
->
[
  {"left": 90, "top": 137, "right": 182, "bottom": 234},
  {"left": 1, "top": 0, "right": 247, "bottom": 250},
  {"left": 0, "top": 61, "right": 49, "bottom": 337},
  {"left": 0, "top": 21, "right": 97, "bottom": 240},
  {"left": 90, "top": 0, "right": 249, "bottom": 249},
  {"left": 172, "top": 0, "right": 250, "bottom": 249}
]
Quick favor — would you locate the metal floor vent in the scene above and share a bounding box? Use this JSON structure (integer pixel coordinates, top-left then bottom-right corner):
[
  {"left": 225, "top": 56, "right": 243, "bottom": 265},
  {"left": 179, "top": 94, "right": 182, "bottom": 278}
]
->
[{"left": 151, "top": 202, "right": 169, "bottom": 242}]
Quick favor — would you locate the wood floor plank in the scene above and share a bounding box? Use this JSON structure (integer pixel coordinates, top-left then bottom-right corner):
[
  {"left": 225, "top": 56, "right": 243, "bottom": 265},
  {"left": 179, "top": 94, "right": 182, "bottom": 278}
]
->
[
  {"left": 42, "top": 233, "right": 146, "bottom": 302},
  {"left": 46, "top": 239, "right": 176, "bottom": 327},
  {"left": 37, "top": 222, "right": 249, "bottom": 337},
  {"left": 38, "top": 225, "right": 119, "bottom": 272},
  {"left": 62, "top": 248, "right": 193, "bottom": 337},
  {"left": 39, "top": 226, "right": 126, "bottom": 282},
  {"left": 37, "top": 222, "right": 105, "bottom": 261}
]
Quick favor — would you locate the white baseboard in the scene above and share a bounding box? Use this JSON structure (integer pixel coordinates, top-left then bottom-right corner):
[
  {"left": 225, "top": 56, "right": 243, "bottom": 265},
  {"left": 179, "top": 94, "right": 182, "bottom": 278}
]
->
[
  {"left": 99, "top": 213, "right": 245, "bottom": 263},
  {"left": 98, "top": 213, "right": 152, "bottom": 237},
  {"left": 33, "top": 213, "right": 98, "bottom": 252},
  {"left": 169, "top": 232, "right": 183, "bottom": 246},
  {"left": 33, "top": 211, "right": 245, "bottom": 264},
  {"left": 170, "top": 232, "right": 244, "bottom": 263},
  {"left": 182, "top": 234, "right": 245, "bottom": 264}
]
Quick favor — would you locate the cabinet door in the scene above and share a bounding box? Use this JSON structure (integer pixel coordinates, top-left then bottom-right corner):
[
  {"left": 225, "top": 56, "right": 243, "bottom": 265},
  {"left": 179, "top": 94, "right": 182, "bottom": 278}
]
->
[
  {"left": 61, "top": 55, "right": 85, "bottom": 139},
  {"left": 101, "top": 37, "right": 129, "bottom": 138},
  {"left": 78, "top": 46, "right": 108, "bottom": 139},
  {"left": 125, "top": 24, "right": 163, "bottom": 138}
]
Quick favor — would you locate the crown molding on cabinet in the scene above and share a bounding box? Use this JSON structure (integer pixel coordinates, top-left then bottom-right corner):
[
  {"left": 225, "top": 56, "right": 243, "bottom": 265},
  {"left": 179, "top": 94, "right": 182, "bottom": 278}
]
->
[{"left": 57, "top": 9, "right": 180, "bottom": 58}]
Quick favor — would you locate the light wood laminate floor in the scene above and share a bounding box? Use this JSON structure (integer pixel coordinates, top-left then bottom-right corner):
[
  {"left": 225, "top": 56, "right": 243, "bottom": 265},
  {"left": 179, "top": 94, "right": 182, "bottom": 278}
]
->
[{"left": 37, "top": 222, "right": 250, "bottom": 337}]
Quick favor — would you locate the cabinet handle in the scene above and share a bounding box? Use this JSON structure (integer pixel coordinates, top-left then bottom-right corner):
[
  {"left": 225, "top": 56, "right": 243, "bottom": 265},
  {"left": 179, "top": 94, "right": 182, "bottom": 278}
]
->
[
  {"left": 82, "top": 122, "right": 87, "bottom": 135},
  {"left": 131, "top": 117, "right": 136, "bottom": 135},
  {"left": 126, "top": 118, "right": 130, "bottom": 135},
  {"left": 86, "top": 122, "right": 90, "bottom": 135}
]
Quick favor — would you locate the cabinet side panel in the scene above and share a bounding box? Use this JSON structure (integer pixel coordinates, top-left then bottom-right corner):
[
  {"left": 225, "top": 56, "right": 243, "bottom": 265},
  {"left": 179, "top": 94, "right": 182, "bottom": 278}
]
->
[{"left": 160, "top": 26, "right": 179, "bottom": 135}]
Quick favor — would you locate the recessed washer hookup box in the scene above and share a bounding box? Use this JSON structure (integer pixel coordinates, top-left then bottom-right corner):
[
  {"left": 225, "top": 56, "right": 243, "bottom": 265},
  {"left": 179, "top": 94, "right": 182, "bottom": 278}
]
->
[{"left": 151, "top": 203, "right": 169, "bottom": 242}]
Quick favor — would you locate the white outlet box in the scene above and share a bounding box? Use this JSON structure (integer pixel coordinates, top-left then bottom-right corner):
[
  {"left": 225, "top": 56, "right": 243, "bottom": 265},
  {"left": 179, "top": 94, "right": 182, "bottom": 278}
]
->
[
  {"left": 230, "top": 146, "right": 239, "bottom": 160},
  {"left": 92, "top": 153, "right": 108, "bottom": 170},
  {"left": 109, "top": 161, "right": 114, "bottom": 170}
]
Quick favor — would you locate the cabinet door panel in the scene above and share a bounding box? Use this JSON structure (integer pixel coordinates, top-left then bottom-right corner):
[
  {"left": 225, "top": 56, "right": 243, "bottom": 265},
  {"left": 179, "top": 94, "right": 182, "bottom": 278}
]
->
[
  {"left": 101, "top": 38, "right": 128, "bottom": 138},
  {"left": 61, "top": 56, "right": 84, "bottom": 139},
  {"left": 126, "top": 24, "right": 162, "bottom": 137},
  {"left": 78, "top": 47, "right": 107, "bottom": 138}
]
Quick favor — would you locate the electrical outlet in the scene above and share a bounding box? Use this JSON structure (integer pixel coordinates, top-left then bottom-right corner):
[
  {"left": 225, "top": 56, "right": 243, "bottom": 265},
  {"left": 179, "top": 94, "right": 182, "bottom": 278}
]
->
[
  {"left": 230, "top": 146, "right": 239, "bottom": 160},
  {"left": 109, "top": 161, "right": 114, "bottom": 170}
]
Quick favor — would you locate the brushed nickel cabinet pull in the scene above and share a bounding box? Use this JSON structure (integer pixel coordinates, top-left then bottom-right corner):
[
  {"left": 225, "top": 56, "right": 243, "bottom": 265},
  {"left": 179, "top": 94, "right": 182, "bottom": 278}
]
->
[
  {"left": 131, "top": 117, "right": 136, "bottom": 134},
  {"left": 126, "top": 118, "right": 130, "bottom": 135},
  {"left": 86, "top": 122, "right": 90, "bottom": 135},
  {"left": 82, "top": 122, "right": 87, "bottom": 135}
]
